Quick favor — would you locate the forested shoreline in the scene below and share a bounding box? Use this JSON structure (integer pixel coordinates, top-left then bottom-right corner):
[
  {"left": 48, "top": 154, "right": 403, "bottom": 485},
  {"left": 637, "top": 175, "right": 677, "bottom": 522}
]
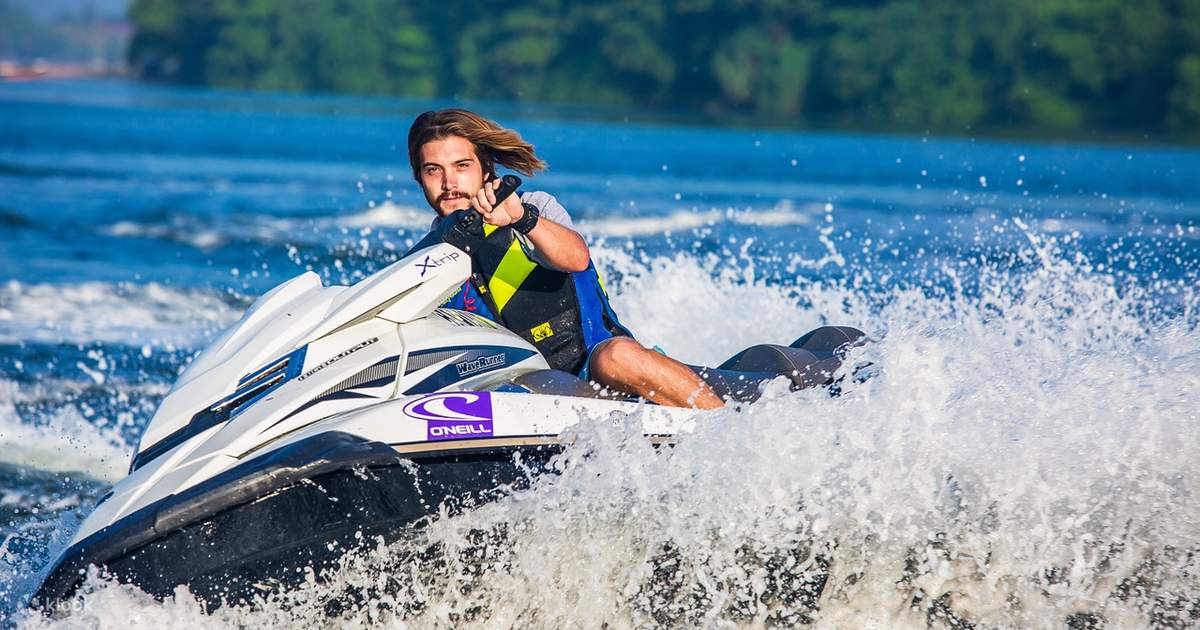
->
[{"left": 126, "top": 0, "right": 1200, "bottom": 140}]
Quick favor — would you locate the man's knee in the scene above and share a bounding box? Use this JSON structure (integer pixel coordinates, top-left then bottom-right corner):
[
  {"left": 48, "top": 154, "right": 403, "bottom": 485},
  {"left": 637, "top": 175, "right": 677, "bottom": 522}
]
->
[{"left": 589, "top": 336, "right": 644, "bottom": 379}]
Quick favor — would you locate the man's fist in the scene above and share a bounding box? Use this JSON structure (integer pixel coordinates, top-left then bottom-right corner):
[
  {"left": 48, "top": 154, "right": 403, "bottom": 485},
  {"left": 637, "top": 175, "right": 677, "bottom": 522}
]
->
[{"left": 473, "top": 177, "right": 522, "bottom": 226}]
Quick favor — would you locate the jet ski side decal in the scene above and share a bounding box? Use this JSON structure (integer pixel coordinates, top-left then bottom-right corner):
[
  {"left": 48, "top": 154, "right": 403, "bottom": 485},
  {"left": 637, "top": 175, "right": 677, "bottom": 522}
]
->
[
  {"left": 402, "top": 392, "right": 494, "bottom": 441},
  {"left": 263, "top": 354, "right": 402, "bottom": 433},
  {"left": 296, "top": 337, "right": 378, "bottom": 381},
  {"left": 402, "top": 346, "right": 536, "bottom": 394}
]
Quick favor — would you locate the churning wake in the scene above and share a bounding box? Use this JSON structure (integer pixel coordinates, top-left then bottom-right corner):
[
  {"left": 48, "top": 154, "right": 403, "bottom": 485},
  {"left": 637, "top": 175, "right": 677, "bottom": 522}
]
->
[{"left": 8, "top": 222, "right": 1199, "bottom": 629}]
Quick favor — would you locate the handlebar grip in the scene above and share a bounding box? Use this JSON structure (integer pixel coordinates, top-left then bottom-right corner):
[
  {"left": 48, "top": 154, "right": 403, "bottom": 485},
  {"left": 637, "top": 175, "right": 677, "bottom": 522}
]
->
[
  {"left": 492, "top": 174, "right": 522, "bottom": 205},
  {"left": 449, "top": 174, "right": 523, "bottom": 245}
]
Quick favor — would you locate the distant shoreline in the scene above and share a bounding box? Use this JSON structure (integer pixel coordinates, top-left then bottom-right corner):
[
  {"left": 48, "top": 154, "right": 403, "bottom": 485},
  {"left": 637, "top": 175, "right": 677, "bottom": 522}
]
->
[
  {"left": 3, "top": 75, "right": 1196, "bottom": 150},
  {"left": 0, "top": 60, "right": 126, "bottom": 82}
]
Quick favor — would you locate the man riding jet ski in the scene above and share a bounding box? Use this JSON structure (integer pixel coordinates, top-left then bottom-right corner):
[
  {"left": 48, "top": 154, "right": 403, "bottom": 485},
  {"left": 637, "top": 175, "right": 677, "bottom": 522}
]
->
[
  {"left": 405, "top": 108, "right": 724, "bottom": 409},
  {"left": 29, "top": 112, "right": 866, "bottom": 613}
]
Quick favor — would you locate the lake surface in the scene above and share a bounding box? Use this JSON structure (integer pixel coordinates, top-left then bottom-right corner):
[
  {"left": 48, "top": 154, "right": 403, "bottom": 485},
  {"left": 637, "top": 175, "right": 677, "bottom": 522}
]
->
[{"left": 1, "top": 79, "right": 1198, "bottom": 628}]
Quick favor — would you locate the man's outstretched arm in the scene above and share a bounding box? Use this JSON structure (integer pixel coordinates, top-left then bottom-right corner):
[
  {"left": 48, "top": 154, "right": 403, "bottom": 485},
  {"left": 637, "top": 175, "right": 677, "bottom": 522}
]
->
[{"left": 472, "top": 178, "right": 590, "bottom": 272}]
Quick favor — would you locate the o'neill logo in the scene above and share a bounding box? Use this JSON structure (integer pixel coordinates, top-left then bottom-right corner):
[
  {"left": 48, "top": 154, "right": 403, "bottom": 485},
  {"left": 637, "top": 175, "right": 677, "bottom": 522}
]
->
[{"left": 402, "top": 392, "right": 494, "bottom": 441}]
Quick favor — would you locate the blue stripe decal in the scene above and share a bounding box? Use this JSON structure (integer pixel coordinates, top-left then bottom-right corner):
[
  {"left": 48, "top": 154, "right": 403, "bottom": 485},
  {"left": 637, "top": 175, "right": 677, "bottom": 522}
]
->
[
  {"left": 262, "top": 356, "right": 401, "bottom": 433},
  {"left": 403, "top": 345, "right": 536, "bottom": 395}
]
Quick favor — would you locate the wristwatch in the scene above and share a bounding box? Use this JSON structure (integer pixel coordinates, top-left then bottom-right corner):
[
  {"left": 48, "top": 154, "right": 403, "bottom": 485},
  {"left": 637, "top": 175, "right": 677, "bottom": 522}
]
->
[{"left": 514, "top": 202, "right": 540, "bottom": 234}]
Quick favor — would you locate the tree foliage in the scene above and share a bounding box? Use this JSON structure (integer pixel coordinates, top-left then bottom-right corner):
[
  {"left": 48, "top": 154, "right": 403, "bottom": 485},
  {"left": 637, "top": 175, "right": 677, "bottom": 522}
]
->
[{"left": 126, "top": 0, "right": 1200, "bottom": 138}]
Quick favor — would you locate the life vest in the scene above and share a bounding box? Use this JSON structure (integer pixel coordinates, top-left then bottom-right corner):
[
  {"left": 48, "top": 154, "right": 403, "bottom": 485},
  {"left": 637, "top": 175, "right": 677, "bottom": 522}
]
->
[{"left": 444, "top": 223, "right": 631, "bottom": 374}]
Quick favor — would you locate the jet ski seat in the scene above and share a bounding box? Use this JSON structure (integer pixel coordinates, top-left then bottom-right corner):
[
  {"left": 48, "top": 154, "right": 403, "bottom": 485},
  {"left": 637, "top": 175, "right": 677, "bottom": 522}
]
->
[
  {"left": 716, "top": 325, "right": 866, "bottom": 388},
  {"left": 501, "top": 326, "right": 867, "bottom": 404}
]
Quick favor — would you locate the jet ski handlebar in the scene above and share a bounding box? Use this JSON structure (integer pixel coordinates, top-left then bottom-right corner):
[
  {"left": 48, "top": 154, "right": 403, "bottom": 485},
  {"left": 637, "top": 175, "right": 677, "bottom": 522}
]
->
[
  {"left": 440, "top": 174, "right": 522, "bottom": 253},
  {"left": 490, "top": 173, "right": 523, "bottom": 211}
]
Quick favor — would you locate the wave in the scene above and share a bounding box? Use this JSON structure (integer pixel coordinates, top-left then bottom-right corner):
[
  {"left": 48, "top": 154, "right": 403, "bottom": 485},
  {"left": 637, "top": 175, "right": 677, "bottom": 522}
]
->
[
  {"left": 334, "top": 202, "right": 435, "bottom": 230},
  {"left": 98, "top": 212, "right": 309, "bottom": 251},
  {"left": 93, "top": 200, "right": 820, "bottom": 252},
  {"left": 0, "top": 380, "right": 132, "bottom": 484},
  {"left": 0, "top": 280, "right": 243, "bottom": 346},
  {"left": 578, "top": 202, "right": 814, "bottom": 238},
  {"left": 96, "top": 202, "right": 433, "bottom": 251},
  {"left": 101, "top": 219, "right": 232, "bottom": 251},
  {"left": 0, "top": 376, "right": 136, "bottom": 617},
  {"left": 0, "top": 208, "right": 35, "bottom": 229},
  {"left": 9, "top": 232, "right": 1198, "bottom": 628}
]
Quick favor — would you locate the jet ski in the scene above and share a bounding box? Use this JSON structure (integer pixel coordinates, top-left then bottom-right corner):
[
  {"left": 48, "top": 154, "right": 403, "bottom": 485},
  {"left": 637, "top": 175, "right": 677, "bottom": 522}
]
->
[{"left": 31, "top": 177, "right": 866, "bottom": 612}]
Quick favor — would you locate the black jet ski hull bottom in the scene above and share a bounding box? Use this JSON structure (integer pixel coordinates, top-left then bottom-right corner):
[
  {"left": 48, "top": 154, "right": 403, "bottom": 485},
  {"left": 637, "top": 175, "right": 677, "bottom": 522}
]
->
[{"left": 32, "top": 432, "right": 560, "bottom": 611}]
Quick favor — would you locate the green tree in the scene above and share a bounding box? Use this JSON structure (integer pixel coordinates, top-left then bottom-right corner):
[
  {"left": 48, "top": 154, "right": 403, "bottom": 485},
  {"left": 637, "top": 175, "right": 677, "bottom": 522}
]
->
[
  {"left": 1167, "top": 0, "right": 1200, "bottom": 136},
  {"left": 128, "top": 0, "right": 224, "bottom": 83},
  {"left": 711, "top": 25, "right": 811, "bottom": 117},
  {"left": 123, "top": 0, "right": 1200, "bottom": 139}
]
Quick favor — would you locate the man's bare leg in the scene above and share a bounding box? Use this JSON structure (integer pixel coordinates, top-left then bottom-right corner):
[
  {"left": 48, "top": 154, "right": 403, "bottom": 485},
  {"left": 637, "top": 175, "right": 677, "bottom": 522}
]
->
[{"left": 587, "top": 337, "right": 724, "bottom": 409}]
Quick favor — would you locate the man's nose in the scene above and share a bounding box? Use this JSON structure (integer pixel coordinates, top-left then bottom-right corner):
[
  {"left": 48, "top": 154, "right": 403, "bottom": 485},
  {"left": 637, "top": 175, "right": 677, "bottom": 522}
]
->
[{"left": 443, "top": 170, "right": 457, "bottom": 190}]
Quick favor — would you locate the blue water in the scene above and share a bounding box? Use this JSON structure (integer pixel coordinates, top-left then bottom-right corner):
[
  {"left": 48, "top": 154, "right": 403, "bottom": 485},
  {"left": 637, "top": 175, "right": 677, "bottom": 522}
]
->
[{"left": 1, "top": 79, "right": 1198, "bottom": 627}]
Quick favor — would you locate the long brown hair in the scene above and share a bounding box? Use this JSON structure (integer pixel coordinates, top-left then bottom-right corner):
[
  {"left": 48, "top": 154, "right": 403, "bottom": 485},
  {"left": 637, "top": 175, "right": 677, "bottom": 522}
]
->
[{"left": 407, "top": 109, "right": 547, "bottom": 180}]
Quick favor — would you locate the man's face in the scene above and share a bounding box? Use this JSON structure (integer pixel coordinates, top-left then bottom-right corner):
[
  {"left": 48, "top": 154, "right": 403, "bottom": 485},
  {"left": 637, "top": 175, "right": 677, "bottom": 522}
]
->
[{"left": 417, "top": 135, "right": 485, "bottom": 217}]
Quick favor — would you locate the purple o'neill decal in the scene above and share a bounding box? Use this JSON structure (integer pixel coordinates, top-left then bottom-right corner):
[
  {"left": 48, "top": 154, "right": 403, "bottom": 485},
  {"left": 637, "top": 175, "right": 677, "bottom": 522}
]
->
[{"left": 402, "top": 392, "right": 494, "bottom": 441}]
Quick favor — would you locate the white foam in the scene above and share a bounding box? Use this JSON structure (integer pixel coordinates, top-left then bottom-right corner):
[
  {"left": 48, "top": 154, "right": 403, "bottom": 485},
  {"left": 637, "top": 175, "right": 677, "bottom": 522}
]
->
[
  {"left": 281, "top": 247, "right": 1191, "bottom": 628},
  {"left": 97, "top": 201, "right": 816, "bottom": 255},
  {"left": 334, "top": 202, "right": 433, "bottom": 230},
  {"left": 13, "top": 578, "right": 233, "bottom": 629},
  {"left": 0, "top": 380, "right": 131, "bottom": 483},
  {"left": 593, "top": 248, "right": 852, "bottom": 364},
  {"left": 578, "top": 203, "right": 813, "bottom": 237},
  {"left": 99, "top": 202, "right": 434, "bottom": 253},
  {"left": 579, "top": 211, "right": 717, "bottom": 237},
  {"left": 101, "top": 220, "right": 228, "bottom": 250},
  {"left": 12, "top": 241, "right": 1200, "bottom": 628},
  {"left": 0, "top": 280, "right": 241, "bottom": 346}
]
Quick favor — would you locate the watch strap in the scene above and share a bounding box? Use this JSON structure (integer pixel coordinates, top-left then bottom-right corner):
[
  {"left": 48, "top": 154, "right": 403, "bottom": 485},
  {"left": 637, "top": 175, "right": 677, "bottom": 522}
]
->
[{"left": 514, "top": 202, "right": 540, "bottom": 234}]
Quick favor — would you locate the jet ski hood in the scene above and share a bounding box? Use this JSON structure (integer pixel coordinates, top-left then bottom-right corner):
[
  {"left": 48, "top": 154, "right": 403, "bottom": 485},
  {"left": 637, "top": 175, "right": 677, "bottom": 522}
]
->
[{"left": 140, "top": 243, "right": 469, "bottom": 467}]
